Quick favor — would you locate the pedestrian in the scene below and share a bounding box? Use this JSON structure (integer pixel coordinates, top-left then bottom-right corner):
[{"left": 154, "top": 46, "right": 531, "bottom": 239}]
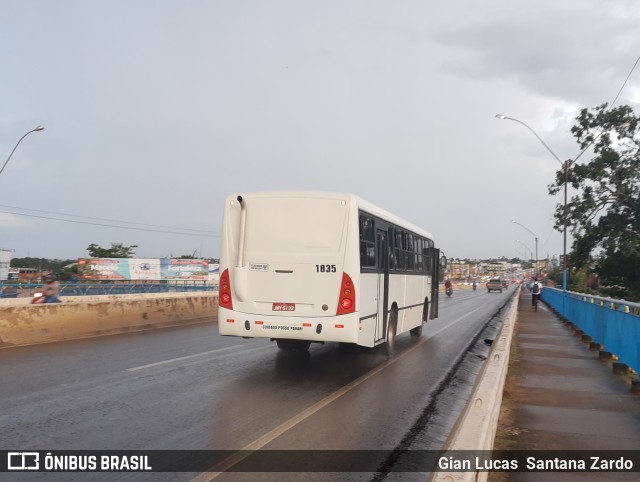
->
[{"left": 531, "top": 278, "right": 542, "bottom": 308}]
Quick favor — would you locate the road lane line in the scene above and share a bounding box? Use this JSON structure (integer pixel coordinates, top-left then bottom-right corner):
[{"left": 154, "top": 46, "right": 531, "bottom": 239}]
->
[
  {"left": 192, "top": 306, "right": 485, "bottom": 480},
  {"left": 126, "top": 345, "right": 245, "bottom": 371},
  {"left": 427, "top": 305, "right": 484, "bottom": 338}
]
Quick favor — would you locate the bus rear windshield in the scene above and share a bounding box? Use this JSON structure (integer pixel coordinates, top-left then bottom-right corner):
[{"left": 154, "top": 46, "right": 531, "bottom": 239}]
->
[{"left": 243, "top": 197, "right": 348, "bottom": 255}]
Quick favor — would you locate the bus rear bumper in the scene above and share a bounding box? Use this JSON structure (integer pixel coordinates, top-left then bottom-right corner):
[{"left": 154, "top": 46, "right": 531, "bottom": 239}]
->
[{"left": 218, "top": 307, "right": 360, "bottom": 344}]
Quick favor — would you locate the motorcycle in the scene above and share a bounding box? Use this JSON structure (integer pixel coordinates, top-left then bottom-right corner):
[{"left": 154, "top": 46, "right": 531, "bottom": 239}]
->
[
  {"left": 30, "top": 291, "right": 61, "bottom": 304},
  {"left": 445, "top": 286, "right": 453, "bottom": 297},
  {"left": 31, "top": 291, "right": 45, "bottom": 304},
  {"left": 472, "top": 283, "right": 477, "bottom": 291}
]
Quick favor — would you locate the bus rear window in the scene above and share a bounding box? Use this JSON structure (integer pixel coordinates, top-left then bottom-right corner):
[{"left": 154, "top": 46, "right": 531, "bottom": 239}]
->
[{"left": 243, "top": 197, "right": 348, "bottom": 255}]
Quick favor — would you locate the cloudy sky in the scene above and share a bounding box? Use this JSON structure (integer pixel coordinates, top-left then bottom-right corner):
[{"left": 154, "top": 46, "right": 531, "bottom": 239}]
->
[{"left": 1, "top": 0, "right": 638, "bottom": 262}]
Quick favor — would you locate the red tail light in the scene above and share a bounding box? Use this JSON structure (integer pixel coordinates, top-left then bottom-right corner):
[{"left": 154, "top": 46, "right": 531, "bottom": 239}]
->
[
  {"left": 336, "top": 272, "right": 356, "bottom": 315},
  {"left": 219, "top": 269, "right": 233, "bottom": 310}
]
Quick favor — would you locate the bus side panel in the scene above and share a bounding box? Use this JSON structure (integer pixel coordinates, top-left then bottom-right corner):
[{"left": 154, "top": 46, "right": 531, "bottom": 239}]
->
[
  {"left": 386, "top": 273, "right": 404, "bottom": 337},
  {"left": 358, "top": 272, "right": 379, "bottom": 347},
  {"left": 398, "top": 274, "right": 424, "bottom": 334}
]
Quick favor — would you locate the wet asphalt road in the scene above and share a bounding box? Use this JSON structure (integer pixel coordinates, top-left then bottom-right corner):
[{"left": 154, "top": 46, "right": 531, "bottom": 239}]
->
[{"left": 1, "top": 287, "right": 516, "bottom": 481}]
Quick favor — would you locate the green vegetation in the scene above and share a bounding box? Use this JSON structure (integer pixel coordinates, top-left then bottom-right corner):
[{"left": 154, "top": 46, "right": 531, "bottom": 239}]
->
[
  {"left": 86, "top": 243, "right": 138, "bottom": 258},
  {"left": 548, "top": 104, "right": 640, "bottom": 301}
]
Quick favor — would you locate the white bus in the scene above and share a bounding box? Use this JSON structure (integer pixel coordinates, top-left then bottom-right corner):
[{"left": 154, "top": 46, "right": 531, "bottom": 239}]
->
[{"left": 218, "top": 191, "right": 444, "bottom": 355}]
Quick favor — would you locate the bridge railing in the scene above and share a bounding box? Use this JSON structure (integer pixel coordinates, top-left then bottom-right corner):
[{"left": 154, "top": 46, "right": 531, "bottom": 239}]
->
[
  {"left": 0, "top": 281, "right": 218, "bottom": 298},
  {"left": 541, "top": 287, "right": 640, "bottom": 374}
]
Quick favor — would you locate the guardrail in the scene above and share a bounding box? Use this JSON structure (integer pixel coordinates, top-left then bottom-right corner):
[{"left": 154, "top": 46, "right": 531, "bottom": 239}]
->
[
  {"left": 541, "top": 287, "right": 640, "bottom": 374},
  {"left": 0, "top": 282, "right": 217, "bottom": 298}
]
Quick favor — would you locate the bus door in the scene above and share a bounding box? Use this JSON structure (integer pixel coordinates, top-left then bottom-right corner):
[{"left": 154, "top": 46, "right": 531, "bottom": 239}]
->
[
  {"left": 375, "top": 229, "right": 389, "bottom": 342},
  {"left": 428, "top": 247, "right": 441, "bottom": 319}
]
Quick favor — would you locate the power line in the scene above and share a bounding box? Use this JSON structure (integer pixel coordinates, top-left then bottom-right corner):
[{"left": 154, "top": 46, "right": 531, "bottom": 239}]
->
[
  {"left": 609, "top": 54, "right": 640, "bottom": 109},
  {"left": 0, "top": 210, "right": 219, "bottom": 237},
  {"left": 0, "top": 204, "right": 215, "bottom": 235}
]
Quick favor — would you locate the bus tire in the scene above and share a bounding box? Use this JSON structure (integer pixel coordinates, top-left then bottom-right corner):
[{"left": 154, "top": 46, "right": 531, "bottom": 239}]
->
[
  {"left": 410, "top": 324, "right": 422, "bottom": 337},
  {"left": 338, "top": 342, "right": 357, "bottom": 353},
  {"left": 276, "top": 339, "right": 310, "bottom": 352},
  {"left": 386, "top": 310, "right": 397, "bottom": 356}
]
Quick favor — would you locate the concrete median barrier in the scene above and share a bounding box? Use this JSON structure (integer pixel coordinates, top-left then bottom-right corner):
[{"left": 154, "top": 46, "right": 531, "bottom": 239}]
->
[{"left": 0, "top": 292, "right": 218, "bottom": 346}]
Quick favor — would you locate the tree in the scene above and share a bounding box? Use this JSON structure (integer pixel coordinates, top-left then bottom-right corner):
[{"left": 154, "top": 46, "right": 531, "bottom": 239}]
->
[
  {"left": 87, "top": 243, "right": 138, "bottom": 258},
  {"left": 548, "top": 104, "right": 640, "bottom": 300}
]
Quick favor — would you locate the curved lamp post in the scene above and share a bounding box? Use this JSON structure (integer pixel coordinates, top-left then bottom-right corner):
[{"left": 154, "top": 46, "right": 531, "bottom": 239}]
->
[
  {"left": 496, "top": 115, "right": 568, "bottom": 292},
  {"left": 0, "top": 125, "right": 45, "bottom": 178},
  {"left": 512, "top": 220, "right": 538, "bottom": 276},
  {"left": 515, "top": 239, "right": 533, "bottom": 261}
]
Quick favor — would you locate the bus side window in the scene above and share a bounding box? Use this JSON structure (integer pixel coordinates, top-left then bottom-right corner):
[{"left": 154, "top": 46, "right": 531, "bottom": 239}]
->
[
  {"left": 395, "top": 230, "right": 404, "bottom": 271},
  {"left": 359, "top": 214, "right": 376, "bottom": 268},
  {"left": 388, "top": 228, "right": 397, "bottom": 270},
  {"left": 423, "top": 247, "right": 432, "bottom": 275},
  {"left": 406, "top": 233, "right": 415, "bottom": 270}
]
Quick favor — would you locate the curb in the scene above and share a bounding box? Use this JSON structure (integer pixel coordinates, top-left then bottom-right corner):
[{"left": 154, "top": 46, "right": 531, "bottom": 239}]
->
[{"left": 431, "top": 286, "right": 520, "bottom": 482}]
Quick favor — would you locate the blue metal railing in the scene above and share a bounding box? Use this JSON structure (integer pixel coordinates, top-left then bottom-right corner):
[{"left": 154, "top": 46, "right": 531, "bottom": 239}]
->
[
  {"left": 541, "top": 287, "right": 640, "bottom": 374},
  {"left": 0, "top": 282, "right": 218, "bottom": 298}
]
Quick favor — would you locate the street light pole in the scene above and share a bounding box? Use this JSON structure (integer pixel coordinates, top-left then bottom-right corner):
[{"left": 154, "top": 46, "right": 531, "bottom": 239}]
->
[
  {"left": 0, "top": 125, "right": 45, "bottom": 179},
  {"left": 496, "top": 114, "right": 628, "bottom": 293},
  {"left": 515, "top": 239, "right": 533, "bottom": 261},
  {"left": 563, "top": 160, "right": 569, "bottom": 293},
  {"left": 496, "top": 114, "right": 567, "bottom": 291},
  {"left": 512, "top": 220, "right": 538, "bottom": 276}
]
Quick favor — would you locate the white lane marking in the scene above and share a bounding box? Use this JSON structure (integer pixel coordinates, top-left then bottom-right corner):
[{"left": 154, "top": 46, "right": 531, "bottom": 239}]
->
[
  {"left": 126, "top": 345, "right": 245, "bottom": 371},
  {"left": 427, "top": 305, "right": 484, "bottom": 338},
  {"left": 168, "top": 345, "right": 272, "bottom": 368},
  {"left": 192, "top": 305, "right": 486, "bottom": 480}
]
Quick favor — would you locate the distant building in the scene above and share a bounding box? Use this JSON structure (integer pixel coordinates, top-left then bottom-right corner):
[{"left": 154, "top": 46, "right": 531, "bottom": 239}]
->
[
  {"left": 0, "top": 249, "right": 12, "bottom": 281},
  {"left": 7, "top": 267, "right": 42, "bottom": 282}
]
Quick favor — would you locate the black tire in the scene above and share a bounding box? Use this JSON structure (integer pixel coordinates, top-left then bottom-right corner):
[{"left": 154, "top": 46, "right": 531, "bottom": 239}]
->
[
  {"left": 276, "top": 339, "right": 311, "bottom": 351},
  {"left": 410, "top": 324, "right": 422, "bottom": 337},
  {"left": 386, "top": 310, "right": 397, "bottom": 356},
  {"left": 338, "top": 342, "right": 357, "bottom": 353}
]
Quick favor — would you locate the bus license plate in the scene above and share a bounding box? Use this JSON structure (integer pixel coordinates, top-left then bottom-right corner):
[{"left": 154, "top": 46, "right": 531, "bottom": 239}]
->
[{"left": 272, "top": 303, "right": 295, "bottom": 312}]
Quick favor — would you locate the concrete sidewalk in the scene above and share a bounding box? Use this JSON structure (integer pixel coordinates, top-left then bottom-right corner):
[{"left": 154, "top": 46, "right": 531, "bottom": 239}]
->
[{"left": 492, "top": 289, "right": 640, "bottom": 480}]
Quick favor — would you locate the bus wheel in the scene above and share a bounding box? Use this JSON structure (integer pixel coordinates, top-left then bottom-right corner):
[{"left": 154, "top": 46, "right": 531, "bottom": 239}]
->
[
  {"left": 338, "top": 342, "right": 357, "bottom": 353},
  {"left": 295, "top": 341, "right": 311, "bottom": 352},
  {"left": 276, "top": 339, "right": 310, "bottom": 352},
  {"left": 410, "top": 324, "right": 422, "bottom": 337},
  {"left": 386, "top": 311, "right": 397, "bottom": 356}
]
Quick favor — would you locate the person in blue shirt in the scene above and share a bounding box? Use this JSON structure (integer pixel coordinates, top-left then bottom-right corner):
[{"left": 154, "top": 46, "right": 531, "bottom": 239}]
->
[{"left": 42, "top": 275, "right": 62, "bottom": 303}]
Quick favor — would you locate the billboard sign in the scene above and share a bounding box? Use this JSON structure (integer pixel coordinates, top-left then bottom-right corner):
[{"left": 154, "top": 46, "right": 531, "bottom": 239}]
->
[{"left": 78, "top": 258, "right": 209, "bottom": 281}]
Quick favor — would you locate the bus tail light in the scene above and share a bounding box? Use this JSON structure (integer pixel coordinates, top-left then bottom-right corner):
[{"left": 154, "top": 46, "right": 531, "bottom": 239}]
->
[
  {"left": 336, "top": 272, "right": 356, "bottom": 315},
  {"left": 219, "top": 269, "right": 233, "bottom": 310}
]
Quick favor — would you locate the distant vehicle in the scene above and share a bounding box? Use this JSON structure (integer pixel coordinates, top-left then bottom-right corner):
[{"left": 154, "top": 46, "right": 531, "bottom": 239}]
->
[
  {"left": 486, "top": 278, "right": 503, "bottom": 293},
  {"left": 218, "top": 191, "right": 445, "bottom": 356},
  {"left": 501, "top": 279, "right": 509, "bottom": 289}
]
